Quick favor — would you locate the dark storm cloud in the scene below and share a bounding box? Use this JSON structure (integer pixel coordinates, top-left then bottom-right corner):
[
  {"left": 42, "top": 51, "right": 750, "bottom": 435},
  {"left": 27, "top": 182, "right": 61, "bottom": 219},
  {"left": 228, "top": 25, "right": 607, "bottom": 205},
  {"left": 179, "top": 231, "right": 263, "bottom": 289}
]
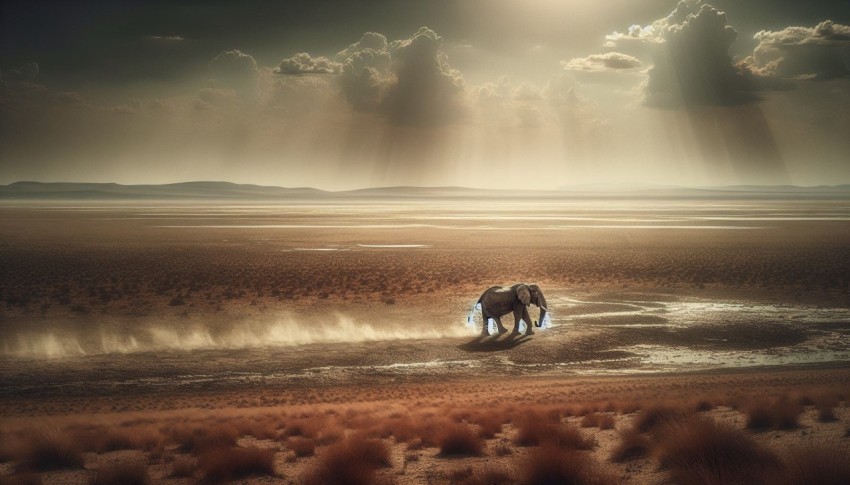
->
[
  {"left": 645, "top": 3, "right": 757, "bottom": 107},
  {"left": 8, "top": 62, "right": 40, "bottom": 81},
  {"left": 745, "top": 21, "right": 850, "bottom": 80},
  {"left": 279, "top": 27, "right": 465, "bottom": 124}
]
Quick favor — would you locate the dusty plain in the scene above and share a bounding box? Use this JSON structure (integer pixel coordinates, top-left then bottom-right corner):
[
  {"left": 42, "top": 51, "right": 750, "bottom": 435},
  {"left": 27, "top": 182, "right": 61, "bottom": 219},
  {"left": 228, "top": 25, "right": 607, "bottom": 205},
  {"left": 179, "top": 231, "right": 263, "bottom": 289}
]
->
[{"left": 1, "top": 198, "right": 850, "bottom": 484}]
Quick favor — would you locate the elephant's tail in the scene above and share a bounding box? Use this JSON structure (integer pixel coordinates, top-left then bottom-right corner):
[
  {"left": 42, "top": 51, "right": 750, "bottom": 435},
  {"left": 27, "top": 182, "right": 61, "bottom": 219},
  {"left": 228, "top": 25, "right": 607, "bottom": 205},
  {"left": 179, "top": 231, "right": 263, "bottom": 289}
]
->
[{"left": 466, "top": 301, "right": 482, "bottom": 328}]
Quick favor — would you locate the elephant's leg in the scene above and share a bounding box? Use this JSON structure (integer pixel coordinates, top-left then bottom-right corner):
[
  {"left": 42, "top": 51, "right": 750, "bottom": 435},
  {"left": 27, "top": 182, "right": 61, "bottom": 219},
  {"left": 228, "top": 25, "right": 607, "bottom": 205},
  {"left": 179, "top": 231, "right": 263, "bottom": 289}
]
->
[
  {"left": 511, "top": 307, "right": 522, "bottom": 334},
  {"left": 522, "top": 306, "right": 534, "bottom": 335},
  {"left": 495, "top": 316, "right": 508, "bottom": 334},
  {"left": 481, "top": 311, "right": 491, "bottom": 336}
]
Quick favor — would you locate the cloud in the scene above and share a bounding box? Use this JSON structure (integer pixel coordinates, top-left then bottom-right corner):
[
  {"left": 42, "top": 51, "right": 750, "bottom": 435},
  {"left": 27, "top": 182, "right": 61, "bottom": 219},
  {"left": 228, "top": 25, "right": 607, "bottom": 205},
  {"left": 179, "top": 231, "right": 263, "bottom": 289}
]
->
[
  {"left": 208, "top": 49, "right": 259, "bottom": 96},
  {"left": 336, "top": 32, "right": 389, "bottom": 62},
  {"left": 147, "top": 35, "right": 184, "bottom": 42},
  {"left": 8, "top": 62, "right": 40, "bottom": 81},
  {"left": 331, "top": 27, "right": 464, "bottom": 124},
  {"left": 384, "top": 27, "right": 465, "bottom": 124},
  {"left": 563, "top": 52, "right": 642, "bottom": 72},
  {"left": 744, "top": 21, "right": 850, "bottom": 80},
  {"left": 644, "top": 3, "right": 757, "bottom": 107},
  {"left": 274, "top": 53, "right": 340, "bottom": 75}
]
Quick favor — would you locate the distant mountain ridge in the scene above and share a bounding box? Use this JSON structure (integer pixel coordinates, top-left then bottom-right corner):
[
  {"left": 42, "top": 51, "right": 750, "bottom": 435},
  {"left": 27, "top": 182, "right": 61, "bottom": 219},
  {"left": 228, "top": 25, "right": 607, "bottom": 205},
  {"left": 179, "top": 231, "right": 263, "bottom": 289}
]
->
[{"left": 1, "top": 181, "right": 849, "bottom": 200}]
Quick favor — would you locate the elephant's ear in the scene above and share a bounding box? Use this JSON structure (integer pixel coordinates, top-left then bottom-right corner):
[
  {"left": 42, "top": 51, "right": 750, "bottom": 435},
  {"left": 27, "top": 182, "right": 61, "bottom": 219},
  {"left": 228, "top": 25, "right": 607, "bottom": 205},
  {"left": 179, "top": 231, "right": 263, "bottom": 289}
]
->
[{"left": 517, "top": 285, "right": 531, "bottom": 306}]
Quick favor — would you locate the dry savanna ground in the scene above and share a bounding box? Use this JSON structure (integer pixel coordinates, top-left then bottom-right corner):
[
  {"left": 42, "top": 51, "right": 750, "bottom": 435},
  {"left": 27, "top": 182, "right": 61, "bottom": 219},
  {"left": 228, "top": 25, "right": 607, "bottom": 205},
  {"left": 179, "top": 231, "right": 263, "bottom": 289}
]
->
[
  {"left": 2, "top": 200, "right": 850, "bottom": 484},
  {"left": 2, "top": 369, "right": 850, "bottom": 484}
]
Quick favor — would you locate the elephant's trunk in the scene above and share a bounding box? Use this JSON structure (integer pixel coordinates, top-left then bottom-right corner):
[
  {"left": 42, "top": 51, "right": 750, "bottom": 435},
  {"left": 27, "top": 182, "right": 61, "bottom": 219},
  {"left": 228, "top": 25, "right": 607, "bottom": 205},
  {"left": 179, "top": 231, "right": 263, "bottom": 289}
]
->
[{"left": 536, "top": 293, "right": 549, "bottom": 327}]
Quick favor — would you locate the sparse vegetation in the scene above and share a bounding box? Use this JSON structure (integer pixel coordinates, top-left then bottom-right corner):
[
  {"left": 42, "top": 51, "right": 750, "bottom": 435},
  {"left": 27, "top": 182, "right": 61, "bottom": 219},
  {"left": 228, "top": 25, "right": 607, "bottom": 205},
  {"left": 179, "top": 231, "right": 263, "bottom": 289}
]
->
[
  {"left": 89, "top": 460, "right": 149, "bottom": 485},
  {"left": 522, "top": 445, "right": 615, "bottom": 485},
  {"left": 302, "top": 434, "right": 390, "bottom": 485},
  {"left": 437, "top": 423, "right": 484, "bottom": 457},
  {"left": 745, "top": 398, "right": 802, "bottom": 430},
  {"left": 15, "top": 428, "right": 84, "bottom": 471},
  {"left": 654, "top": 416, "right": 779, "bottom": 484},
  {"left": 198, "top": 446, "right": 276, "bottom": 483}
]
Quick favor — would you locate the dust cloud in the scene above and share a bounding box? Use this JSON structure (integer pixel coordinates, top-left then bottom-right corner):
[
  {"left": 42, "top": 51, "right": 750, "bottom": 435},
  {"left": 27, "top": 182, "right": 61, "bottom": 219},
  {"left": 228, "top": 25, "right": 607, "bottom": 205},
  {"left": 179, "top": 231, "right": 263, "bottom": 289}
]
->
[{"left": 2, "top": 314, "right": 476, "bottom": 359}]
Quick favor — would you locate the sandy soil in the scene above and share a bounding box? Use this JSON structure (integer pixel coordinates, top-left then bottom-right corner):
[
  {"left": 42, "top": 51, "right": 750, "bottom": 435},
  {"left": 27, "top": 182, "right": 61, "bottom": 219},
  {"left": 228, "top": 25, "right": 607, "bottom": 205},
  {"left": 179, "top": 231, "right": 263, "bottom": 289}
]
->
[{"left": 1, "top": 199, "right": 849, "bottom": 483}]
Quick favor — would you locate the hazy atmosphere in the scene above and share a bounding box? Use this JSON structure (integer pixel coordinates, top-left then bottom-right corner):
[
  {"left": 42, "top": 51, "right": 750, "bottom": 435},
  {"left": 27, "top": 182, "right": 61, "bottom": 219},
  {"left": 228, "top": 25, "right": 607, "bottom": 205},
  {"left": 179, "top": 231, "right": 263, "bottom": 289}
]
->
[{"left": 2, "top": 0, "right": 849, "bottom": 189}]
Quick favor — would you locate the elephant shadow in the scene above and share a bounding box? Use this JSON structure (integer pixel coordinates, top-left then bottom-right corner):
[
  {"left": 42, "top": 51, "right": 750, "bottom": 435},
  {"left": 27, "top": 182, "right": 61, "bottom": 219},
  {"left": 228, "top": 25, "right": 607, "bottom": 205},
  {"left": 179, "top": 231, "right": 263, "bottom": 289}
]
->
[{"left": 459, "top": 334, "right": 532, "bottom": 352}]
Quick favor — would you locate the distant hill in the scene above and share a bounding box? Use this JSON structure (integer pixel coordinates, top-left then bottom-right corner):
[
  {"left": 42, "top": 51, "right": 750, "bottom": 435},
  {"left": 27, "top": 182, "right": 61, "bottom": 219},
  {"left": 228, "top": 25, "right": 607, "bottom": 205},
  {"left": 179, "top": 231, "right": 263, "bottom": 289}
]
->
[{"left": 1, "top": 181, "right": 849, "bottom": 200}]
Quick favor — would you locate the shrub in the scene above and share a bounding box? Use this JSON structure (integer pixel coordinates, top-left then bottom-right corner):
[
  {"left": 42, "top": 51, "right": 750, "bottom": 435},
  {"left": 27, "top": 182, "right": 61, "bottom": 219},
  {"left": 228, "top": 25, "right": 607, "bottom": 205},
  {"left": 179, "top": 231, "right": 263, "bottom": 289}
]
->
[
  {"left": 781, "top": 444, "right": 850, "bottom": 485},
  {"left": 89, "top": 460, "right": 149, "bottom": 485},
  {"left": 632, "top": 406, "right": 688, "bottom": 434},
  {"left": 168, "top": 455, "right": 197, "bottom": 478},
  {"left": 745, "top": 398, "right": 802, "bottom": 430},
  {"left": 580, "top": 413, "right": 615, "bottom": 430},
  {"left": 654, "top": 416, "right": 779, "bottom": 484},
  {"left": 521, "top": 445, "right": 615, "bottom": 485},
  {"left": 437, "top": 424, "right": 484, "bottom": 457},
  {"left": 610, "top": 427, "right": 650, "bottom": 462},
  {"left": 287, "top": 437, "right": 316, "bottom": 457},
  {"left": 15, "top": 428, "right": 84, "bottom": 471},
  {"left": 198, "top": 446, "right": 276, "bottom": 483},
  {"left": 302, "top": 434, "right": 390, "bottom": 485},
  {"left": 514, "top": 420, "right": 594, "bottom": 450},
  {"left": 459, "top": 466, "right": 513, "bottom": 485},
  {"left": 170, "top": 424, "right": 238, "bottom": 452}
]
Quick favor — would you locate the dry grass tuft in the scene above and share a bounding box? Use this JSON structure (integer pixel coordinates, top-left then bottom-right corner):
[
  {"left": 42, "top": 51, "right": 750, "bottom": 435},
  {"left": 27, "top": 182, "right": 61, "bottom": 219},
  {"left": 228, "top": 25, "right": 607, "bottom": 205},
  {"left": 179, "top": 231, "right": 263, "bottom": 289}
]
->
[
  {"left": 456, "top": 465, "right": 514, "bottom": 485},
  {"left": 654, "top": 416, "right": 779, "bottom": 484},
  {"left": 287, "top": 437, "right": 317, "bottom": 457},
  {"left": 15, "top": 428, "right": 84, "bottom": 472},
  {"left": 302, "top": 434, "right": 391, "bottom": 485},
  {"left": 745, "top": 398, "right": 802, "bottom": 430},
  {"left": 89, "top": 460, "right": 149, "bottom": 485},
  {"left": 632, "top": 406, "right": 689, "bottom": 434},
  {"left": 580, "top": 413, "right": 616, "bottom": 430},
  {"left": 813, "top": 393, "right": 840, "bottom": 423},
  {"left": 437, "top": 424, "right": 484, "bottom": 457},
  {"left": 0, "top": 473, "right": 43, "bottom": 485},
  {"left": 521, "top": 445, "right": 616, "bottom": 485},
  {"left": 514, "top": 419, "right": 594, "bottom": 450},
  {"left": 198, "top": 446, "right": 276, "bottom": 483},
  {"left": 781, "top": 443, "right": 850, "bottom": 485},
  {"left": 168, "top": 455, "right": 197, "bottom": 478},
  {"left": 170, "top": 423, "right": 238, "bottom": 452},
  {"left": 610, "top": 427, "right": 651, "bottom": 463}
]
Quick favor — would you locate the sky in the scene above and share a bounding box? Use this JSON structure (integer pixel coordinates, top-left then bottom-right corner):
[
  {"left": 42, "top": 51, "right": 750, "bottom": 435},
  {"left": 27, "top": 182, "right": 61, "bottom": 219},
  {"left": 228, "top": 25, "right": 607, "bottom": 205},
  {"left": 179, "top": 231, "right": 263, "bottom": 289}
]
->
[{"left": 1, "top": 0, "right": 849, "bottom": 190}]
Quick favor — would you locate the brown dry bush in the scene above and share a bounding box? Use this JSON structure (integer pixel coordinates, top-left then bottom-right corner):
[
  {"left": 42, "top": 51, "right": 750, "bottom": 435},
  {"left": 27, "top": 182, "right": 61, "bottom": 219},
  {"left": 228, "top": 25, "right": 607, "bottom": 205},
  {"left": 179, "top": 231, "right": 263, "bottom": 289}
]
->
[
  {"left": 521, "top": 445, "right": 616, "bottom": 485},
  {"left": 654, "top": 416, "right": 779, "bottom": 484},
  {"left": 813, "top": 393, "right": 840, "bottom": 423},
  {"left": 514, "top": 420, "right": 594, "bottom": 450},
  {"left": 781, "top": 443, "right": 850, "bottom": 485},
  {"left": 0, "top": 473, "right": 43, "bottom": 485},
  {"left": 610, "top": 427, "right": 651, "bottom": 463},
  {"left": 745, "top": 398, "right": 802, "bottom": 430},
  {"left": 457, "top": 466, "right": 515, "bottom": 485},
  {"left": 89, "top": 460, "right": 149, "bottom": 485},
  {"left": 169, "top": 423, "right": 239, "bottom": 452},
  {"left": 198, "top": 446, "right": 276, "bottom": 483},
  {"left": 14, "top": 428, "right": 84, "bottom": 471},
  {"left": 168, "top": 455, "right": 197, "bottom": 477},
  {"left": 437, "top": 423, "right": 484, "bottom": 457},
  {"left": 302, "top": 434, "right": 390, "bottom": 485},
  {"left": 287, "top": 437, "right": 316, "bottom": 457},
  {"left": 580, "top": 413, "right": 616, "bottom": 430},
  {"left": 632, "top": 405, "right": 689, "bottom": 434}
]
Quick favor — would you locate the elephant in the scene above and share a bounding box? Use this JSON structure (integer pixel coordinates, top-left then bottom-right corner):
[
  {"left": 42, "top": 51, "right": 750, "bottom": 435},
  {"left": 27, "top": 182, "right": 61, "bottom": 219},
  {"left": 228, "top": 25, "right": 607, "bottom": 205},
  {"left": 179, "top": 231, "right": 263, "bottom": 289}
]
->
[{"left": 469, "top": 283, "right": 548, "bottom": 336}]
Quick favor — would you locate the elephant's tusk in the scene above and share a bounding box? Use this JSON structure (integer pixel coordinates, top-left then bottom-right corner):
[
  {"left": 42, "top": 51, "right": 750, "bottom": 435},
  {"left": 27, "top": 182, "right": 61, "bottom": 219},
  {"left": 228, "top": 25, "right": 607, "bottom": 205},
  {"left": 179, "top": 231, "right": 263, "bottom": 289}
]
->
[{"left": 538, "top": 305, "right": 548, "bottom": 312}]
